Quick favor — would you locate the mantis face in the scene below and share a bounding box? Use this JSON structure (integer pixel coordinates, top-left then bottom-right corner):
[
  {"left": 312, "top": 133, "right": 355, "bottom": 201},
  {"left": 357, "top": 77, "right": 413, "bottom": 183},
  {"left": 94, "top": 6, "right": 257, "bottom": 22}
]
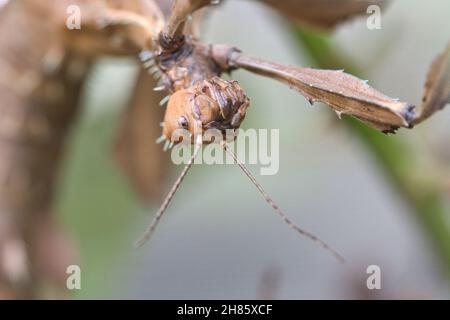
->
[{"left": 162, "top": 77, "right": 250, "bottom": 144}]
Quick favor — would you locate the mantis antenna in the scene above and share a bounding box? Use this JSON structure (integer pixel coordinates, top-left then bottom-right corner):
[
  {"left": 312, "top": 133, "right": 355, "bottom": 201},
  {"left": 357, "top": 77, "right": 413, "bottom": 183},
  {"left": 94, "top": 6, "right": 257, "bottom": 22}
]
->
[
  {"left": 135, "top": 133, "right": 203, "bottom": 248},
  {"left": 221, "top": 141, "right": 345, "bottom": 263}
]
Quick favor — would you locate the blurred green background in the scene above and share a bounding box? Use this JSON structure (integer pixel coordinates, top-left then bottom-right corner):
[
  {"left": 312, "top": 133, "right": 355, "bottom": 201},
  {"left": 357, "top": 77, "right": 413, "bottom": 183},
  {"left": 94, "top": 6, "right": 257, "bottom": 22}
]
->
[{"left": 56, "top": 0, "right": 450, "bottom": 299}]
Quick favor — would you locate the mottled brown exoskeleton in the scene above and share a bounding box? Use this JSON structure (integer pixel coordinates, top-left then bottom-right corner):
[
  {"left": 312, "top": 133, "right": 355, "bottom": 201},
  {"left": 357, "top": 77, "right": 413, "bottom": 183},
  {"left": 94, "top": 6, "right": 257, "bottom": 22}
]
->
[
  {"left": 0, "top": 0, "right": 449, "bottom": 298},
  {"left": 162, "top": 77, "right": 250, "bottom": 143}
]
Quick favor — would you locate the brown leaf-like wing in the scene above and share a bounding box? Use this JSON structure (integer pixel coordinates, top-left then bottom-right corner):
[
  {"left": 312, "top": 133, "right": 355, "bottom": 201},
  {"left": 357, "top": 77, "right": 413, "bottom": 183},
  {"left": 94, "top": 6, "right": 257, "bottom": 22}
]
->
[
  {"left": 413, "top": 43, "right": 450, "bottom": 125},
  {"left": 233, "top": 54, "right": 414, "bottom": 132},
  {"left": 261, "top": 0, "right": 386, "bottom": 30},
  {"left": 114, "top": 68, "right": 169, "bottom": 203}
]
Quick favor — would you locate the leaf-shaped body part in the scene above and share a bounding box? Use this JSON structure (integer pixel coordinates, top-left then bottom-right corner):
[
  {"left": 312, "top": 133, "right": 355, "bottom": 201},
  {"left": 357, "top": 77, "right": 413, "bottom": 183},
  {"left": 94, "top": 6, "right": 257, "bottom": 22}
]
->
[
  {"left": 114, "top": 69, "right": 169, "bottom": 203},
  {"left": 233, "top": 55, "right": 414, "bottom": 133},
  {"left": 413, "top": 43, "right": 450, "bottom": 125},
  {"left": 261, "top": 0, "right": 386, "bottom": 31}
]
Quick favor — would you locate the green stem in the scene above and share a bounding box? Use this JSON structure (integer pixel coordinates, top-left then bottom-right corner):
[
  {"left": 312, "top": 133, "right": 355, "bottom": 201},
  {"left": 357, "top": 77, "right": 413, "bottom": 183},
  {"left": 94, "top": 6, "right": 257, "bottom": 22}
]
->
[{"left": 293, "top": 27, "right": 450, "bottom": 274}]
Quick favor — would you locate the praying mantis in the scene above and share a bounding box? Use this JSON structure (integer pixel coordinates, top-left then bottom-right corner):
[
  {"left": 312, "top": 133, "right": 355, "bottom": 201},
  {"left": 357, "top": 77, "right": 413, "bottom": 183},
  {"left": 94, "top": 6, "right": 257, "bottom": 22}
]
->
[
  {"left": 132, "top": 0, "right": 450, "bottom": 263},
  {"left": 0, "top": 0, "right": 448, "bottom": 297}
]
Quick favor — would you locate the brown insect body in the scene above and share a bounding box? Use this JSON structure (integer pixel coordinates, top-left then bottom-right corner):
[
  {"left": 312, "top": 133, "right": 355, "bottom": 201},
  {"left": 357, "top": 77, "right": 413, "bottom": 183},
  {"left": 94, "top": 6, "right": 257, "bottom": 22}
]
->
[
  {"left": 1, "top": 0, "right": 448, "bottom": 294},
  {"left": 162, "top": 77, "right": 250, "bottom": 143},
  {"left": 153, "top": 37, "right": 250, "bottom": 144},
  {"left": 156, "top": 39, "right": 220, "bottom": 91}
]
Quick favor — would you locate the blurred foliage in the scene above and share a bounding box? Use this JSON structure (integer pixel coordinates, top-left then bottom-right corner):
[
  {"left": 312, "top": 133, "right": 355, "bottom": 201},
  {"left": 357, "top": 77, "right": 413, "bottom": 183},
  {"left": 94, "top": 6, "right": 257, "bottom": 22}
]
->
[
  {"left": 56, "top": 106, "right": 140, "bottom": 298},
  {"left": 294, "top": 27, "right": 450, "bottom": 277}
]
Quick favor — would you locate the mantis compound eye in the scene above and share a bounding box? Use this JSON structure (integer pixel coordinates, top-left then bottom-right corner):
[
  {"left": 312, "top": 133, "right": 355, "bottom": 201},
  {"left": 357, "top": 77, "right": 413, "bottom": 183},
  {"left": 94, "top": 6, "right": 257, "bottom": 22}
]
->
[{"left": 178, "top": 116, "right": 189, "bottom": 129}]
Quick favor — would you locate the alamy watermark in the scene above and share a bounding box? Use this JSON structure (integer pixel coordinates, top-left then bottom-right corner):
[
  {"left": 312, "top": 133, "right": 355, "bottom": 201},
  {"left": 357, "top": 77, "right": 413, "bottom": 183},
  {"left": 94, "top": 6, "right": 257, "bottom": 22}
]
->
[
  {"left": 65, "top": 4, "right": 383, "bottom": 31},
  {"left": 169, "top": 128, "right": 280, "bottom": 176},
  {"left": 66, "top": 265, "right": 81, "bottom": 290},
  {"left": 367, "top": 5, "right": 382, "bottom": 30},
  {"left": 66, "top": 5, "right": 81, "bottom": 30},
  {"left": 366, "top": 265, "right": 381, "bottom": 290}
]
